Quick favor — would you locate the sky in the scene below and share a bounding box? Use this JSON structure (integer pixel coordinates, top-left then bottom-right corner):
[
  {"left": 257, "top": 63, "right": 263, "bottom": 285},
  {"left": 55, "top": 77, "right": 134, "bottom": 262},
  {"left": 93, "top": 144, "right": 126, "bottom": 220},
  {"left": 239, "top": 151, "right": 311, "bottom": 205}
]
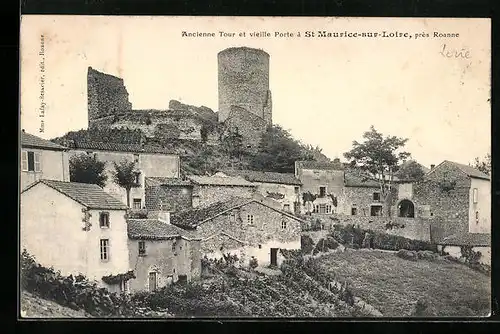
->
[{"left": 20, "top": 16, "right": 491, "bottom": 168}]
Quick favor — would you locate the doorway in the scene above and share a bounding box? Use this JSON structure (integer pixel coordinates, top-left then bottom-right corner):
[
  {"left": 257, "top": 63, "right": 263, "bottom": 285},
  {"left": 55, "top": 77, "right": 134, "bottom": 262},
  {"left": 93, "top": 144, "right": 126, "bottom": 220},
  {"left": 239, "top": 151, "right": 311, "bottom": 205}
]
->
[
  {"left": 398, "top": 199, "right": 415, "bottom": 218},
  {"left": 270, "top": 248, "right": 278, "bottom": 267},
  {"left": 370, "top": 205, "right": 383, "bottom": 217},
  {"left": 148, "top": 272, "right": 157, "bottom": 292}
]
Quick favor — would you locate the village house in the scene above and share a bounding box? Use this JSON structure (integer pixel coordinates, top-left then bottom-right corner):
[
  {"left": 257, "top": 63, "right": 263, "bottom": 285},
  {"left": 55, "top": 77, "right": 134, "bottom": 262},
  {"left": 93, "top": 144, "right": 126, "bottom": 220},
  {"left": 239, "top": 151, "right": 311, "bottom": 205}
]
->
[
  {"left": 294, "top": 159, "right": 344, "bottom": 214},
  {"left": 20, "top": 179, "right": 132, "bottom": 294},
  {"left": 170, "top": 197, "right": 303, "bottom": 268},
  {"left": 187, "top": 175, "right": 256, "bottom": 208},
  {"left": 145, "top": 177, "right": 194, "bottom": 213},
  {"left": 339, "top": 170, "right": 385, "bottom": 217},
  {"left": 64, "top": 140, "right": 181, "bottom": 210},
  {"left": 214, "top": 169, "right": 302, "bottom": 213},
  {"left": 20, "top": 130, "right": 70, "bottom": 191},
  {"left": 436, "top": 233, "right": 491, "bottom": 266},
  {"left": 411, "top": 160, "right": 491, "bottom": 239},
  {"left": 127, "top": 212, "right": 202, "bottom": 292}
]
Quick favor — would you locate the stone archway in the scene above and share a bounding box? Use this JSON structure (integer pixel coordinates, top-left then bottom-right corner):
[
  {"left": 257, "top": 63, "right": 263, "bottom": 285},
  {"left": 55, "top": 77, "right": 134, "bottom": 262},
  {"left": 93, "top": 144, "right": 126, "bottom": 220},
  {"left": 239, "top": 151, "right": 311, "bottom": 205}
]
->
[{"left": 398, "top": 199, "right": 415, "bottom": 218}]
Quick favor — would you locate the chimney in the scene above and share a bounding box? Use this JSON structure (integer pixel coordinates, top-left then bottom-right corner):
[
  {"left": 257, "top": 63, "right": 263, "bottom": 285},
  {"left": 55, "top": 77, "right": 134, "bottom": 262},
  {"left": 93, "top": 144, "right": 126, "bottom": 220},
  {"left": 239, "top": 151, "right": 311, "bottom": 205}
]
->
[
  {"left": 158, "top": 211, "right": 171, "bottom": 224},
  {"left": 430, "top": 164, "right": 435, "bottom": 170}
]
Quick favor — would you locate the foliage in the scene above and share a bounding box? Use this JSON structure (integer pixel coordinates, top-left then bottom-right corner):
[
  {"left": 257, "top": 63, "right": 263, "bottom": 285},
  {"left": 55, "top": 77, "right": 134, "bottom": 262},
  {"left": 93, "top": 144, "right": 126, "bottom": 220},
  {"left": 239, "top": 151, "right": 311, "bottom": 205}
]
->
[
  {"left": 460, "top": 246, "right": 482, "bottom": 265},
  {"left": 301, "top": 235, "right": 315, "bottom": 254},
  {"left": 412, "top": 298, "right": 437, "bottom": 317},
  {"left": 472, "top": 153, "right": 491, "bottom": 176},
  {"left": 102, "top": 271, "right": 136, "bottom": 285},
  {"left": 343, "top": 126, "right": 410, "bottom": 215},
  {"left": 221, "top": 127, "right": 244, "bottom": 159},
  {"left": 20, "top": 250, "right": 156, "bottom": 317},
  {"left": 396, "top": 160, "right": 425, "bottom": 181},
  {"left": 331, "top": 224, "right": 438, "bottom": 252},
  {"left": 112, "top": 159, "right": 137, "bottom": 207},
  {"left": 69, "top": 153, "right": 108, "bottom": 187},
  {"left": 249, "top": 257, "right": 258, "bottom": 269},
  {"left": 312, "top": 237, "right": 339, "bottom": 255},
  {"left": 251, "top": 125, "right": 314, "bottom": 173},
  {"left": 396, "top": 249, "right": 418, "bottom": 261}
]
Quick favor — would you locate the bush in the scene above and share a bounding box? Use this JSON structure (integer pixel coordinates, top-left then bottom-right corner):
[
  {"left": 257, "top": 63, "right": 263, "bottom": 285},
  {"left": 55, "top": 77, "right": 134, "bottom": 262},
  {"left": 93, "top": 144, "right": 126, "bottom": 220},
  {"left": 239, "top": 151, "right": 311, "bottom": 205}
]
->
[
  {"left": 411, "top": 298, "right": 437, "bottom": 317},
  {"left": 249, "top": 257, "right": 258, "bottom": 269},
  {"left": 301, "top": 235, "right": 315, "bottom": 254},
  {"left": 417, "top": 250, "right": 438, "bottom": 261}
]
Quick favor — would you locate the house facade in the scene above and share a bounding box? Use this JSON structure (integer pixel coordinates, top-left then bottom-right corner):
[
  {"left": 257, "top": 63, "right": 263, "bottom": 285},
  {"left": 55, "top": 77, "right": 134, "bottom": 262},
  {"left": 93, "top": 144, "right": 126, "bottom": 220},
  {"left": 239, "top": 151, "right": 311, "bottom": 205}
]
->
[
  {"left": 295, "top": 159, "right": 344, "bottom": 214},
  {"left": 187, "top": 175, "right": 256, "bottom": 208},
  {"left": 411, "top": 160, "right": 491, "bottom": 240},
  {"left": 20, "top": 131, "right": 70, "bottom": 191},
  {"left": 66, "top": 141, "right": 180, "bottom": 209},
  {"left": 145, "top": 177, "right": 193, "bottom": 213},
  {"left": 127, "top": 212, "right": 201, "bottom": 292},
  {"left": 171, "top": 197, "right": 303, "bottom": 268},
  {"left": 339, "top": 171, "right": 384, "bottom": 217},
  {"left": 214, "top": 169, "right": 302, "bottom": 213},
  {"left": 20, "top": 180, "right": 131, "bottom": 293}
]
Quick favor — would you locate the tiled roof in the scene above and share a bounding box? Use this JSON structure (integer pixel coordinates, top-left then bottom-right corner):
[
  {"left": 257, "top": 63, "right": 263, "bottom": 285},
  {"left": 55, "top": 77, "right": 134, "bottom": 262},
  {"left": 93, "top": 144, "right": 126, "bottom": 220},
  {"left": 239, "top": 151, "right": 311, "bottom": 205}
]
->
[
  {"left": 344, "top": 171, "right": 380, "bottom": 188},
  {"left": 23, "top": 179, "right": 127, "bottom": 210},
  {"left": 219, "top": 169, "right": 302, "bottom": 186},
  {"left": 21, "top": 132, "right": 67, "bottom": 151},
  {"left": 171, "top": 196, "right": 305, "bottom": 229},
  {"left": 446, "top": 161, "right": 490, "bottom": 180},
  {"left": 439, "top": 233, "right": 490, "bottom": 247},
  {"left": 127, "top": 219, "right": 196, "bottom": 240},
  {"left": 145, "top": 177, "right": 193, "bottom": 187},
  {"left": 171, "top": 197, "right": 252, "bottom": 229},
  {"left": 296, "top": 160, "right": 344, "bottom": 171},
  {"left": 70, "top": 140, "right": 176, "bottom": 155},
  {"left": 187, "top": 175, "right": 255, "bottom": 187}
]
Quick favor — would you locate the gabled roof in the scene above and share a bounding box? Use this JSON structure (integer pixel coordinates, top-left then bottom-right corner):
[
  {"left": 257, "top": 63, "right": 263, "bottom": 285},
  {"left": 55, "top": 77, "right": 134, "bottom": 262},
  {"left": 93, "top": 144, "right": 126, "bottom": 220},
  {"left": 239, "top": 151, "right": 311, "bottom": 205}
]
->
[
  {"left": 70, "top": 140, "right": 177, "bottom": 155},
  {"left": 439, "top": 233, "right": 490, "bottom": 247},
  {"left": 218, "top": 169, "right": 302, "bottom": 186},
  {"left": 427, "top": 160, "right": 490, "bottom": 180},
  {"left": 127, "top": 219, "right": 198, "bottom": 240},
  {"left": 171, "top": 197, "right": 305, "bottom": 229},
  {"left": 295, "top": 160, "right": 344, "bottom": 171},
  {"left": 187, "top": 175, "right": 255, "bottom": 187},
  {"left": 344, "top": 170, "right": 380, "bottom": 188},
  {"left": 145, "top": 177, "right": 193, "bottom": 187},
  {"left": 21, "top": 132, "right": 67, "bottom": 151},
  {"left": 22, "top": 179, "right": 128, "bottom": 210}
]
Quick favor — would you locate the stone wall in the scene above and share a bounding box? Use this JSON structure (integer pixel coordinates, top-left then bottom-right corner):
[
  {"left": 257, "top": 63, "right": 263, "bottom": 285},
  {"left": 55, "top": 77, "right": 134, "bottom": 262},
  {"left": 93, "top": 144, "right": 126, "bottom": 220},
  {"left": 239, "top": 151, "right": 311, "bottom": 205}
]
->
[
  {"left": 145, "top": 184, "right": 193, "bottom": 213},
  {"left": 87, "top": 67, "right": 132, "bottom": 124},
  {"left": 339, "top": 185, "right": 383, "bottom": 216},
  {"left": 128, "top": 237, "right": 201, "bottom": 292},
  {"left": 225, "top": 106, "right": 268, "bottom": 149},
  {"left": 297, "top": 168, "right": 345, "bottom": 198}
]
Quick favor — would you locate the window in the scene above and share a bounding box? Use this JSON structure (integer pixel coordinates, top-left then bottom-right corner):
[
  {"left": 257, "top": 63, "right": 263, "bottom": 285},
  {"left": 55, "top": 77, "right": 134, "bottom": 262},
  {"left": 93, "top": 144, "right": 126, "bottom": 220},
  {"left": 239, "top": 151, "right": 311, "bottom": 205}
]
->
[
  {"left": 281, "top": 220, "right": 287, "bottom": 229},
  {"left": 133, "top": 198, "right": 142, "bottom": 210},
  {"left": 313, "top": 171, "right": 320, "bottom": 179},
  {"left": 473, "top": 188, "right": 478, "bottom": 204},
  {"left": 283, "top": 204, "right": 291, "bottom": 212},
  {"left": 120, "top": 280, "right": 129, "bottom": 294},
  {"left": 351, "top": 207, "right": 358, "bottom": 216},
  {"left": 326, "top": 205, "right": 331, "bottom": 214},
  {"left": 476, "top": 211, "right": 479, "bottom": 223},
  {"left": 21, "top": 151, "right": 41, "bottom": 172},
  {"left": 100, "top": 239, "right": 109, "bottom": 261},
  {"left": 172, "top": 241, "right": 176, "bottom": 253},
  {"left": 294, "top": 186, "right": 300, "bottom": 194},
  {"left": 319, "top": 186, "right": 326, "bottom": 197},
  {"left": 99, "top": 212, "right": 110, "bottom": 228},
  {"left": 148, "top": 272, "right": 157, "bottom": 292},
  {"left": 229, "top": 211, "right": 236, "bottom": 222},
  {"left": 133, "top": 154, "right": 140, "bottom": 163},
  {"left": 247, "top": 214, "right": 254, "bottom": 225},
  {"left": 373, "top": 192, "right": 380, "bottom": 201},
  {"left": 134, "top": 172, "right": 141, "bottom": 185},
  {"left": 319, "top": 204, "right": 327, "bottom": 214},
  {"left": 138, "top": 241, "right": 146, "bottom": 256},
  {"left": 159, "top": 198, "right": 165, "bottom": 211}
]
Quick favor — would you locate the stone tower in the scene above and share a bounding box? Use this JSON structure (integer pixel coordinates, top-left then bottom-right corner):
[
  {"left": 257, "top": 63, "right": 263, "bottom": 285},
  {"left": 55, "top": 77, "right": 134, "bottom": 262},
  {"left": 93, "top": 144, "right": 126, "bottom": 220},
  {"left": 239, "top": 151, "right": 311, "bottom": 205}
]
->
[{"left": 217, "top": 47, "right": 272, "bottom": 125}]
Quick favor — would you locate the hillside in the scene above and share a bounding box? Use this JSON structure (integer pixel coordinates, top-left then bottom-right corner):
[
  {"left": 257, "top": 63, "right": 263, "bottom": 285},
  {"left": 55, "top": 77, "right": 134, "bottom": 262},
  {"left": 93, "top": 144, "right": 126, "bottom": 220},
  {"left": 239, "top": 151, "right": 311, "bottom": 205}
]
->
[{"left": 20, "top": 290, "right": 92, "bottom": 318}]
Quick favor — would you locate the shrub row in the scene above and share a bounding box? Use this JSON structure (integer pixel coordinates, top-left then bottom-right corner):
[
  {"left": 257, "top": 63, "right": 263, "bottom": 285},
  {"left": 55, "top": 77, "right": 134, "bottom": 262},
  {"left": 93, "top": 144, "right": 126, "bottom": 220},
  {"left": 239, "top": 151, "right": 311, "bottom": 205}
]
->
[
  {"left": 20, "top": 250, "right": 158, "bottom": 317},
  {"left": 331, "top": 224, "right": 438, "bottom": 252}
]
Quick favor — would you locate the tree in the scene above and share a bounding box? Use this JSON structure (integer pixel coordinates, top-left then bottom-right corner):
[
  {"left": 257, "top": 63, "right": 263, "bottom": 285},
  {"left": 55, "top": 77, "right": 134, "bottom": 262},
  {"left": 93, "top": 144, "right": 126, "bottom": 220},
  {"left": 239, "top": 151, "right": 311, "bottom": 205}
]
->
[
  {"left": 472, "top": 153, "right": 491, "bottom": 175},
  {"left": 69, "top": 153, "right": 107, "bottom": 187},
  {"left": 343, "top": 125, "right": 410, "bottom": 216},
  {"left": 112, "top": 159, "right": 137, "bottom": 208},
  {"left": 251, "top": 125, "right": 311, "bottom": 173},
  {"left": 221, "top": 127, "right": 244, "bottom": 159},
  {"left": 396, "top": 160, "right": 425, "bottom": 181}
]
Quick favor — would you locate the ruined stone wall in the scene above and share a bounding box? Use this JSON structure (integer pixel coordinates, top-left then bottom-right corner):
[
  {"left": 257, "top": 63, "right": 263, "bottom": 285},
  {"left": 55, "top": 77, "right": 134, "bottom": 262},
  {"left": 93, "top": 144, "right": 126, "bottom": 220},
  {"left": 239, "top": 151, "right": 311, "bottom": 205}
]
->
[
  {"left": 193, "top": 184, "right": 256, "bottom": 208},
  {"left": 224, "top": 106, "right": 268, "bottom": 149},
  {"left": 87, "top": 67, "right": 132, "bottom": 124},
  {"left": 218, "top": 47, "right": 271, "bottom": 124}
]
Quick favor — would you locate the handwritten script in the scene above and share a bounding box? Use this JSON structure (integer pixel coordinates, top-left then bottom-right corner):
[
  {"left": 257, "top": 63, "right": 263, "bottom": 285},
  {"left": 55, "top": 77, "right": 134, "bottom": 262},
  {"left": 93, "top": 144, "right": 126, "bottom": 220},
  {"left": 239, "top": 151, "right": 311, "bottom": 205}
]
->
[{"left": 440, "top": 44, "right": 471, "bottom": 59}]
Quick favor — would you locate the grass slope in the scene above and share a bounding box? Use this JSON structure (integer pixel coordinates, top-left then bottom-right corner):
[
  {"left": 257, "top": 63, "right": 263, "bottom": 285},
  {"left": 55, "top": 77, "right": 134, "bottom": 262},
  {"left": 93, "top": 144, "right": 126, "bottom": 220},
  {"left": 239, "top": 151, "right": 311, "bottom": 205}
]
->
[
  {"left": 315, "top": 249, "right": 491, "bottom": 317},
  {"left": 20, "top": 290, "right": 92, "bottom": 318}
]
